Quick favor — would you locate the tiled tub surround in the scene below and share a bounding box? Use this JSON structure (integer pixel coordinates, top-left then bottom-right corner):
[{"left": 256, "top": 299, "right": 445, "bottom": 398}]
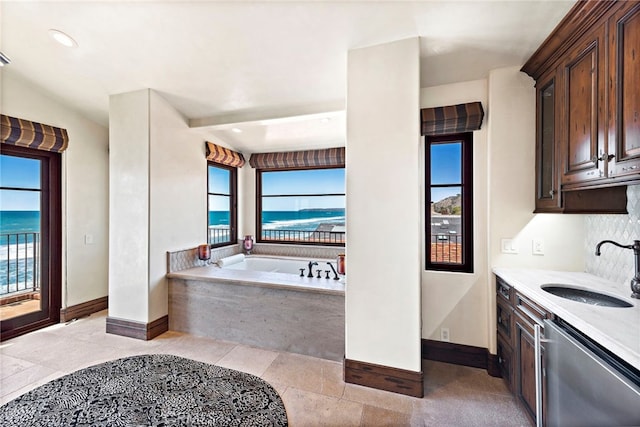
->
[
  {"left": 167, "top": 242, "right": 345, "bottom": 274},
  {"left": 585, "top": 185, "right": 640, "bottom": 286},
  {"left": 493, "top": 268, "right": 640, "bottom": 370},
  {"left": 167, "top": 259, "right": 345, "bottom": 361}
]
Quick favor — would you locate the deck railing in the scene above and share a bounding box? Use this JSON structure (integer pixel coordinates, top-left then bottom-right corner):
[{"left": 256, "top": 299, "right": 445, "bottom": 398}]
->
[
  {"left": 1, "top": 232, "right": 40, "bottom": 297},
  {"left": 261, "top": 229, "right": 345, "bottom": 245},
  {"left": 430, "top": 234, "right": 462, "bottom": 264},
  {"left": 208, "top": 227, "right": 232, "bottom": 245}
]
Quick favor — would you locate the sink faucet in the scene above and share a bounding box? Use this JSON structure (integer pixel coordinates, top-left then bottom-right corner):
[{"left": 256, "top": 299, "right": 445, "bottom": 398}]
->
[
  {"left": 595, "top": 240, "right": 640, "bottom": 299},
  {"left": 327, "top": 262, "right": 340, "bottom": 280},
  {"left": 307, "top": 261, "right": 318, "bottom": 278}
]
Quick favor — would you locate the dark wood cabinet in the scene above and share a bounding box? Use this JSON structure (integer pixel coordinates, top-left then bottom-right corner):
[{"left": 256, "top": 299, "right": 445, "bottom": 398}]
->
[
  {"left": 608, "top": 2, "right": 640, "bottom": 179},
  {"left": 535, "top": 69, "right": 562, "bottom": 212},
  {"left": 496, "top": 276, "right": 549, "bottom": 426},
  {"left": 524, "top": 0, "right": 639, "bottom": 212},
  {"left": 560, "top": 23, "right": 607, "bottom": 187}
]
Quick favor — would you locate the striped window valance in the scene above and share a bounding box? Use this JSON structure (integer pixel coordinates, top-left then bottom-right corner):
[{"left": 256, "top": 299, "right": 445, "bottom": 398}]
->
[
  {"left": 1, "top": 114, "right": 69, "bottom": 153},
  {"left": 420, "top": 102, "right": 484, "bottom": 136},
  {"left": 205, "top": 141, "right": 246, "bottom": 167},
  {"left": 249, "top": 147, "right": 345, "bottom": 169}
]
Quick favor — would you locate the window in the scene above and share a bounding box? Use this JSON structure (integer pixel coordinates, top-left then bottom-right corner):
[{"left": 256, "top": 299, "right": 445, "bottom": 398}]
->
[
  {"left": 207, "top": 162, "right": 237, "bottom": 247},
  {"left": 256, "top": 167, "right": 345, "bottom": 246},
  {"left": 426, "top": 132, "right": 473, "bottom": 272}
]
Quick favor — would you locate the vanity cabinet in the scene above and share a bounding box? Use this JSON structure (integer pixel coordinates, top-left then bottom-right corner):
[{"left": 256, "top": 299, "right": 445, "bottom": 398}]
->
[
  {"left": 496, "top": 276, "right": 550, "bottom": 425},
  {"left": 525, "top": 0, "right": 640, "bottom": 212}
]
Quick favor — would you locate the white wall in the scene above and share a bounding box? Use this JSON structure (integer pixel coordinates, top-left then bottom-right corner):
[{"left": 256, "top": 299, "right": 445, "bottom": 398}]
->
[
  {"left": 346, "top": 38, "right": 422, "bottom": 372},
  {"left": 2, "top": 71, "right": 109, "bottom": 308},
  {"left": 420, "top": 79, "right": 490, "bottom": 347},
  {"left": 109, "top": 89, "right": 208, "bottom": 323},
  {"left": 419, "top": 67, "right": 586, "bottom": 353}
]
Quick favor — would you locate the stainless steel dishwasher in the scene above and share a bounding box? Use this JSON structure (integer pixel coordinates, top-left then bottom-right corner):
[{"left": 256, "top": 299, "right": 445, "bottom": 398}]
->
[{"left": 541, "top": 318, "right": 640, "bottom": 427}]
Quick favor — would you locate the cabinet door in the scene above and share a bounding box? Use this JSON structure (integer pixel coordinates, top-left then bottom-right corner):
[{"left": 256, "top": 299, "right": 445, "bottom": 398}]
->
[
  {"left": 497, "top": 335, "right": 514, "bottom": 392},
  {"left": 561, "top": 24, "right": 607, "bottom": 187},
  {"left": 535, "top": 68, "right": 563, "bottom": 212},
  {"left": 608, "top": 2, "right": 640, "bottom": 179},
  {"left": 515, "top": 313, "right": 537, "bottom": 423}
]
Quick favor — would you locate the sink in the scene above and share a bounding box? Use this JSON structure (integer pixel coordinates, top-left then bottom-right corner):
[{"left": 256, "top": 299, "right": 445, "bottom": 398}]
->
[{"left": 541, "top": 284, "right": 633, "bottom": 308}]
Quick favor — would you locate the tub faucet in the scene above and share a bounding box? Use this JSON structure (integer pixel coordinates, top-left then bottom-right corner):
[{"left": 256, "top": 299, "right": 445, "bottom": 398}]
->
[
  {"left": 307, "top": 261, "right": 318, "bottom": 278},
  {"left": 327, "top": 262, "right": 340, "bottom": 280},
  {"left": 595, "top": 239, "right": 640, "bottom": 299}
]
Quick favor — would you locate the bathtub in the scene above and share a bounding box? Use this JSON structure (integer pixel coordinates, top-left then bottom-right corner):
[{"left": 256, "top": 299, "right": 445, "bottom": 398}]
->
[
  {"left": 167, "top": 254, "right": 345, "bottom": 360},
  {"left": 221, "top": 254, "right": 340, "bottom": 279}
]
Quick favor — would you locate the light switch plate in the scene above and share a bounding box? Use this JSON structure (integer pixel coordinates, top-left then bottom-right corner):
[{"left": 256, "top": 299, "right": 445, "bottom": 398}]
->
[{"left": 501, "top": 238, "right": 518, "bottom": 254}]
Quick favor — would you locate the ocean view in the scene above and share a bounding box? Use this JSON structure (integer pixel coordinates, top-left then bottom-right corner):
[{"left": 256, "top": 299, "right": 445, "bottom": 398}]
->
[
  {"left": 0, "top": 211, "right": 40, "bottom": 293},
  {"left": 209, "top": 208, "right": 346, "bottom": 232}
]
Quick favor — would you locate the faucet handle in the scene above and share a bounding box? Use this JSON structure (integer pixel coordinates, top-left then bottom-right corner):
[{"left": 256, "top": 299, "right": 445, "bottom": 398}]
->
[{"left": 299, "top": 268, "right": 305, "bottom": 277}]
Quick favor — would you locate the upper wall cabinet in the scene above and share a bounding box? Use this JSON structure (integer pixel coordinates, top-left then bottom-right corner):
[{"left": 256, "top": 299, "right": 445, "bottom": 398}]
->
[{"left": 523, "top": 0, "right": 639, "bottom": 213}]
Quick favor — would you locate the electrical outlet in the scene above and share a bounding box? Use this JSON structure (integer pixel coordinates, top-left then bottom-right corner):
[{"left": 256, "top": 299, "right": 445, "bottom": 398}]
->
[
  {"left": 501, "top": 238, "right": 518, "bottom": 254},
  {"left": 440, "top": 327, "right": 450, "bottom": 342},
  {"left": 532, "top": 238, "right": 544, "bottom": 255}
]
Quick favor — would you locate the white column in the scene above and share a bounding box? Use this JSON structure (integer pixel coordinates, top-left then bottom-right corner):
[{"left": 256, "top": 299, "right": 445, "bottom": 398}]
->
[{"left": 346, "top": 38, "right": 422, "bottom": 372}]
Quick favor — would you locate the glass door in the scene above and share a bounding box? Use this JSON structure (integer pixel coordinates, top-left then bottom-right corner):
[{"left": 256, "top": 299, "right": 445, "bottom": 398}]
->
[{"left": 0, "top": 145, "right": 61, "bottom": 340}]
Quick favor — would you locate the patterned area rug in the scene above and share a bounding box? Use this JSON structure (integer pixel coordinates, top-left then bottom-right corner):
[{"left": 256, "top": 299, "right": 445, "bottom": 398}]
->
[{"left": 0, "top": 354, "right": 288, "bottom": 426}]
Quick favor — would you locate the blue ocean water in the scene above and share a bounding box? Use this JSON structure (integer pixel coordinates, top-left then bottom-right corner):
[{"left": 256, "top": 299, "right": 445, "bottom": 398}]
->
[
  {"left": 209, "top": 209, "right": 345, "bottom": 231},
  {"left": 1, "top": 211, "right": 40, "bottom": 291}
]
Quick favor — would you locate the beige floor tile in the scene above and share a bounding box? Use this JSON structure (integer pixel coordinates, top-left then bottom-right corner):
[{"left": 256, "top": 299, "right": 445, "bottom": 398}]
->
[
  {"left": 282, "top": 387, "right": 363, "bottom": 427},
  {"left": 154, "top": 334, "right": 236, "bottom": 365},
  {"left": 0, "top": 311, "right": 530, "bottom": 426},
  {"left": 0, "top": 354, "right": 37, "bottom": 379},
  {"left": 361, "top": 404, "right": 412, "bottom": 426},
  {"left": 216, "top": 344, "right": 280, "bottom": 377},
  {"left": 0, "top": 363, "right": 61, "bottom": 397},
  {"left": 342, "top": 382, "right": 416, "bottom": 414},
  {"left": 262, "top": 352, "right": 345, "bottom": 398}
]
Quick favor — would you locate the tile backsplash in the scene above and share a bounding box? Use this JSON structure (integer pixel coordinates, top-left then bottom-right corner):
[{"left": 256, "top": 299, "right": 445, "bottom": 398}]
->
[{"left": 585, "top": 185, "right": 640, "bottom": 285}]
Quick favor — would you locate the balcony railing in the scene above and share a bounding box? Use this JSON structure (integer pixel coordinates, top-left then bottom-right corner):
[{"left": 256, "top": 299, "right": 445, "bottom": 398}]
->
[
  {"left": 208, "top": 227, "right": 232, "bottom": 245},
  {"left": 1, "top": 232, "right": 40, "bottom": 297},
  {"left": 261, "top": 229, "right": 345, "bottom": 245},
  {"left": 430, "top": 234, "right": 462, "bottom": 264}
]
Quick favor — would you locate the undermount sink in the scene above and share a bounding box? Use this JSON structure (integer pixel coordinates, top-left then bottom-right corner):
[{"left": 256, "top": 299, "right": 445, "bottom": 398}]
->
[{"left": 541, "top": 285, "right": 633, "bottom": 308}]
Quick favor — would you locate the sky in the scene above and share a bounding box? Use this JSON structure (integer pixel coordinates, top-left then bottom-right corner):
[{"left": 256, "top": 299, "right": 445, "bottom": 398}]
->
[
  {"left": 2, "top": 148, "right": 459, "bottom": 212},
  {"left": 0, "top": 155, "right": 41, "bottom": 211}
]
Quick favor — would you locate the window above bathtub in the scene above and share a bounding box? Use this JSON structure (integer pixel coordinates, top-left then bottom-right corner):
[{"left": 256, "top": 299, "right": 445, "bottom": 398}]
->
[
  {"left": 250, "top": 148, "right": 345, "bottom": 247},
  {"left": 207, "top": 162, "right": 238, "bottom": 248}
]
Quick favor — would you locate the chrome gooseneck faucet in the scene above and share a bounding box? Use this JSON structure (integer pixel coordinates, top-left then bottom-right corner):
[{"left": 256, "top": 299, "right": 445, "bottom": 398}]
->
[{"left": 595, "top": 239, "right": 640, "bottom": 299}]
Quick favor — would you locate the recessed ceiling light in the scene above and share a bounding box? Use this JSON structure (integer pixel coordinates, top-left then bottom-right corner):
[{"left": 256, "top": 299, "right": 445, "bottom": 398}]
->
[
  {"left": 231, "top": 128, "right": 242, "bottom": 133},
  {"left": 48, "top": 29, "right": 78, "bottom": 48}
]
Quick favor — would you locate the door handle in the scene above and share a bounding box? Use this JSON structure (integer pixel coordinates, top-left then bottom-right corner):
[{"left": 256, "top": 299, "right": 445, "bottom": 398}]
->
[{"left": 534, "top": 324, "right": 543, "bottom": 427}]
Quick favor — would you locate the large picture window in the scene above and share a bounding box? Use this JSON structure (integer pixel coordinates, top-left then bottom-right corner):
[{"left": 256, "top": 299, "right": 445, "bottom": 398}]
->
[
  {"left": 426, "top": 133, "right": 473, "bottom": 272},
  {"left": 207, "top": 162, "right": 237, "bottom": 247},
  {"left": 256, "top": 167, "right": 345, "bottom": 246}
]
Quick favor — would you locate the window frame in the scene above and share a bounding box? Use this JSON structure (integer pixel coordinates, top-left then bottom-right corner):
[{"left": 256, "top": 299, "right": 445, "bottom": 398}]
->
[
  {"left": 425, "top": 132, "right": 474, "bottom": 273},
  {"left": 206, "top": 161, "right": 238, "bottom": 248},
  {"left": 255, "top": 165, "right": 345, "bottom": 247}
]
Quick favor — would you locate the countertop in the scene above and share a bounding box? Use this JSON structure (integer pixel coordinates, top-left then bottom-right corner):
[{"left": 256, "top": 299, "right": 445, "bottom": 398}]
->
[
  {"left": 492, "top": 268, "right": 640, "bottom": 371},
  {"left": 167, "top": 265, "right": 346, "bottom": 296}
]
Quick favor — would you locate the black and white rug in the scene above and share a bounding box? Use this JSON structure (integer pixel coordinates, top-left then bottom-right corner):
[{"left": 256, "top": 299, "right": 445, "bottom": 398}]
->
[{"left": 0, "top": 354, "right": 288, "bottom": 426}]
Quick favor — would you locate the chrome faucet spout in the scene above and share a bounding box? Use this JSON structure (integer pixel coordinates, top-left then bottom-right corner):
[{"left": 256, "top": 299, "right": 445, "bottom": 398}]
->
[{"left": 595, "top": 239, "right": 640, "bottom": 299}]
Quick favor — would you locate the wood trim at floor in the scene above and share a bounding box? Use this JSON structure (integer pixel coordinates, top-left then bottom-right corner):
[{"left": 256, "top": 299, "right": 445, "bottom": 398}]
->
[
  {"left": 422, "top": 339, "right": 501, "bottom": 378},
  {"left": 344, "top": 358, "right": 424, "bottom": 398},
  {"left": 106, "top": 315, "right": 168, "bottom": 341},
  {"left": 60, "top": 296, "right": 108, "bottom": 323}
]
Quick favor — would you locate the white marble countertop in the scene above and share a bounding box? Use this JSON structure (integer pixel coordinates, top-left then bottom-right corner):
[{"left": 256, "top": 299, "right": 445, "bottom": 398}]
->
[
  {"left": 167, "top": 265, "right": 346, "bottom": 296},
  {"left": 493, "top": 268, "right": 640, "bottom": 370}
]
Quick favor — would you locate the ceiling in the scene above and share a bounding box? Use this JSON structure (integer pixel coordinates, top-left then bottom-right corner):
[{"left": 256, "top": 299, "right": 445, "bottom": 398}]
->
[{"left": 0, "top": 0, "right": 576, "bottom": 153}]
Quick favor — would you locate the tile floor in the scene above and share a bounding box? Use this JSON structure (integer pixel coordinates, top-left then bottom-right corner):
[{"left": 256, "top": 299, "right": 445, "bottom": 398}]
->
[{"left": 0, "top": 310, "right": 531, "bottom": 426}]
